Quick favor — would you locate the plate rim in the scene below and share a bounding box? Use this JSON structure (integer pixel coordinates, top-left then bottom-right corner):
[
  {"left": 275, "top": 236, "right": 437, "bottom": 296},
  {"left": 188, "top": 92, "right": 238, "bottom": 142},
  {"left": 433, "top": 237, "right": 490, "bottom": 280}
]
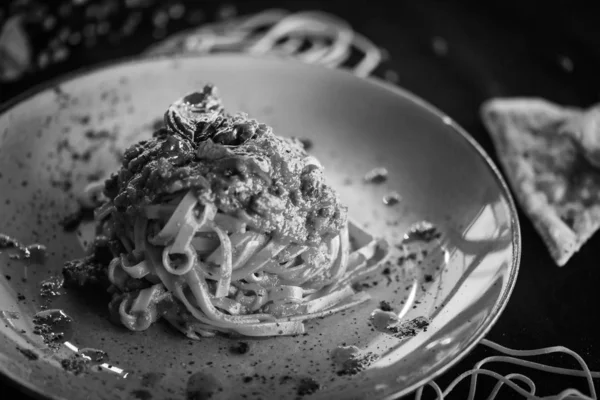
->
[{"left": 0, "top": 53, "right": 521, "bottom": 400}]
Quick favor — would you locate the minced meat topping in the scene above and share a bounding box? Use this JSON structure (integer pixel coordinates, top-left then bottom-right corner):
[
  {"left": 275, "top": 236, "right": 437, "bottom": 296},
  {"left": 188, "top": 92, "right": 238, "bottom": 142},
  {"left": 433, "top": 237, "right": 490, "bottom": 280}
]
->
[{"left": 103, "top": 85, "right": 347, "bottom": 245}]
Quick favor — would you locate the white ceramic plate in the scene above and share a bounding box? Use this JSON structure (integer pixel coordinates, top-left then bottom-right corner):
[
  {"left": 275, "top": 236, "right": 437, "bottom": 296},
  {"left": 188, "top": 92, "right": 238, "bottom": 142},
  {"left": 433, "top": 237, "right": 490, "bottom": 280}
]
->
[{"left": 0, "top": 55, "right": 520, "bottom": 400}]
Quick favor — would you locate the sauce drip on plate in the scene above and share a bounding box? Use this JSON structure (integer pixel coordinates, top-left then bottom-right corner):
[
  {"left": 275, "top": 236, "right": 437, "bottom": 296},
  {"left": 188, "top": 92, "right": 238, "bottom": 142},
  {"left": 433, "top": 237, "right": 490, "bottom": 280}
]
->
[{"left": 186, "top": 371, "right": 227, "bottom": 400}]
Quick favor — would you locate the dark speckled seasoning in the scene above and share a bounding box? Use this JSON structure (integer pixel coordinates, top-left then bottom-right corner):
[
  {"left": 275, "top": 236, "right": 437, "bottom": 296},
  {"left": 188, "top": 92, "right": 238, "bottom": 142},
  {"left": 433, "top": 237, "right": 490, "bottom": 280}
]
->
[
  {"left": 387, "top": 316, "right": 429, "bottom": 339},
  {"left": 60, "top": 354, "right": 89, "bottom": 375},
  {"left": 140, "top": 371, "right": 165, "bottom": 388},
  {"left": 84, "top": 129, "right": 112, "bottom": 140},
  {"left": 296, "top": 377, "right": 320, "bottom": 396},
  {"left": 186, "top": 371, "right": 226, "bottom": 400},
  {"left": 335, "top": 352, "right": 378, "bottom": 376},
  {"left": 130, "top": 389, "right": 153, "bottom": 400},
  {"left": 379, "top": 300, "right": 393, "bottom": 312},
  {"left": 229, "top": 341, "right": 250, "bottom": 355}
]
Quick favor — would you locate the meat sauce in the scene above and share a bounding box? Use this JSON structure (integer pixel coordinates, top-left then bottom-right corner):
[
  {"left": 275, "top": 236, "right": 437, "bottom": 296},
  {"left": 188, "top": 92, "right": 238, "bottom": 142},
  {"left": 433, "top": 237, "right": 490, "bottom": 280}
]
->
[{"left": 104, "top": 85, "right": 346, "bottom": 246}]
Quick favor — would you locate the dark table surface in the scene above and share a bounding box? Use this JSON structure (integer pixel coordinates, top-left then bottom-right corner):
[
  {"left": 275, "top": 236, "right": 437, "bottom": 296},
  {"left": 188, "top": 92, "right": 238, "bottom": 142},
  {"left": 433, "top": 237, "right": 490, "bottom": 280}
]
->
[{"left": 1, "top": 1, "right": 600, "bottom": 399}]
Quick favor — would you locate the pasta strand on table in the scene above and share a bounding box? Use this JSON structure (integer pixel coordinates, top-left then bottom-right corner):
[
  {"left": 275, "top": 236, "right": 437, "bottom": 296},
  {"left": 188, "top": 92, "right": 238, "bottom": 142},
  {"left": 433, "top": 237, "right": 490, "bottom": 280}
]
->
[{"left": 414, "top": 339, "right": 600, "bottom": 400}]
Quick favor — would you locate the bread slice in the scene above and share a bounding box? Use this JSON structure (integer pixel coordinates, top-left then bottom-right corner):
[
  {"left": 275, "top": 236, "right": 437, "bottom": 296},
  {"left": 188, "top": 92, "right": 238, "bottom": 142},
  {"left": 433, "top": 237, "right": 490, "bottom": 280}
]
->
[{"left": 481, "top": 98, "right": 600, "bottom": 266}]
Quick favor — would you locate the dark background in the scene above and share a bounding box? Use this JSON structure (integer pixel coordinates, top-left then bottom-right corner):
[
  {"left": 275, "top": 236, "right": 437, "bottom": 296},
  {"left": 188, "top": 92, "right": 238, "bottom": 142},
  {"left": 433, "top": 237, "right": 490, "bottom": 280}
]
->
[{"left": 1, "top": 1, "right": 600, "bottom": 399}]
